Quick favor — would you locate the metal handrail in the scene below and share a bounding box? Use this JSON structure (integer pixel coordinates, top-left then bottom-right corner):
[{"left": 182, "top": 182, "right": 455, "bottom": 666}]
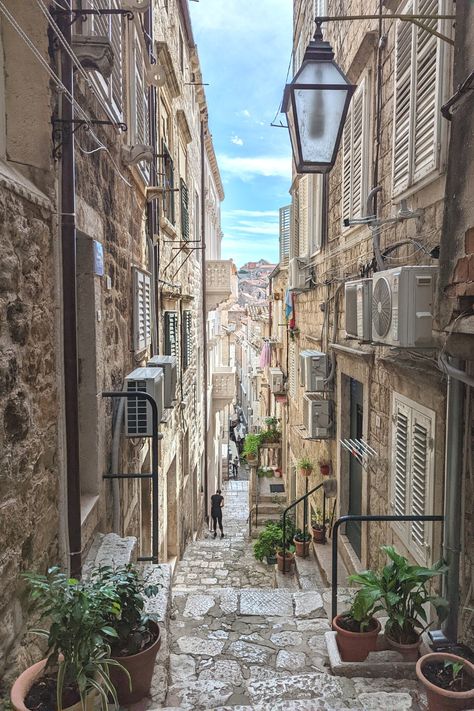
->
[
  {"left": 282, "top": 482, "right": 324, "bottom": 573},
  {"left": 331, "top": 514, "right": 444, "bottom": 621},
  {"left": 102, "top": 391, "right": 161, "bottom": 564}
]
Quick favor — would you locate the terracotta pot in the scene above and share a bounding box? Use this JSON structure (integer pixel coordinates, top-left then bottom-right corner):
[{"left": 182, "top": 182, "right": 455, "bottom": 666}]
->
[
  {"left": 320, "top": 464, "right": 330, "bottom": 476},
  {"left": 332, "top": 614, "right": 381, "bottom": 662},
  {"left": 293, "top": 537, "right": 310, "bottom": 558},
  {"left": 11, "top": 658, "right": 98, "bottom": 711},
  {"left": 276, "top": 550, "right": 295, "bottom": 573},
  {"left": 247, "top": 454, "right": 257, "bottom": 464},
  {"left": 385, "top": 632, "right": 421, "bottom": 661},
  {"left": 416, "top": 652, "right": 474, "bottom": 711},
  {"left": 300, "top": 468, "right": 312, "bottom": 477},
  {"left": 111, "top": 621, "right": 161, "bottom": 705},
  {"left": 312, "top": 525, "right": 326, "bottom": 543}
]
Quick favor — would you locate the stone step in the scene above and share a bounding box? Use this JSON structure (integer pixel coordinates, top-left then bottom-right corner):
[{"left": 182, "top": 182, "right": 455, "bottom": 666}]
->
[
  {"left": 82, "top": 532, "right": 137, "bottom": 577},
  {"left": 254, "top": 502, "right": 284, "bottom": 515}
]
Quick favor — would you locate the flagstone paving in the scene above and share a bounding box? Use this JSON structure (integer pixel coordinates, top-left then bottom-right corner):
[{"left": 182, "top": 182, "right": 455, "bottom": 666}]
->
[{"left": 153, "top": 480, "right": 428, "bottom": 710}]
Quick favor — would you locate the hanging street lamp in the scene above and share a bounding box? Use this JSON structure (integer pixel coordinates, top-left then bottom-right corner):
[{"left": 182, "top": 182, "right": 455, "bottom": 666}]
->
[{"left": 282, "top": 21, "right": 356, "bottom": 174}]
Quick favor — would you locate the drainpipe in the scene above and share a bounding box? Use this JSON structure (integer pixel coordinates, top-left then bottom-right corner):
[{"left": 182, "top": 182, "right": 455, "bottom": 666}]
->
[
  {"left": 200, "top": 118, "right": 209, "bottom": 521},
  {"left": 58, "top": 1, "right": 81, "bottom": 577},
  {"left": 441, "top": 356, "right": 465, "bottom": 641},
  {"left": 366, "top": 186, "right": 384, "bottom": 271}
]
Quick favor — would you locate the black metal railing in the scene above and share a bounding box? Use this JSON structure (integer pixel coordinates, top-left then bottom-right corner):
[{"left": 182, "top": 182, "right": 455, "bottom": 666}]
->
[
  {"left": 102, "top": 391, "right": 161, "bottom": 564},
  {"left": 282, "top": 482, "right": 325, "bottom": 573},
  {"left": 331, "top": 514, "right": 444, "bottom": 621}
]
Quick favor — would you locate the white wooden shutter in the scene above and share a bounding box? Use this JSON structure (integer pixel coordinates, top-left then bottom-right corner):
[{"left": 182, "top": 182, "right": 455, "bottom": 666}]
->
[
  {"left": 289, "top": 340, "right": 297, "bottom": 399},
  {"left": 90, "top": 0, "right": 122, "bottom": 117},
  {"left": 342, "top": 77, "right": 368, "bottom": 222},
  {"left": 279, "top": 205, "right": 291, "bottom": 266},
  {"left": 133, "top": 269, "right": 151, "bottom": 352},
  {"left": 393, "top": 2, "right": 414, "bottom": 194},
  {"left": 342, "top": 112, "right": 352, "bottom": 222},
  {"left": 309, "top": 174, "right": 323, "bottom": 253},
  {"left": 299, "top": 177, "right": 309, "bottom": 255},
  {"left": 392, "top": 398, "right": 410, "bottom": 519},
  {"left": 410, "top": 411, "right": 431, "bottom": 550},
  {"left": 290, "top": 190, "right": 300, "bottom": 259},
  {"left": 110, "top": 11, "right": 123, "bottom": 114}
]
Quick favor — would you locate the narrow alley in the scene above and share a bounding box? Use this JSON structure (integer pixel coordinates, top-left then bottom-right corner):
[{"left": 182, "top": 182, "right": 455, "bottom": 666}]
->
[{"left": 159, "top": 482, "right": 427, "bottom": 710}]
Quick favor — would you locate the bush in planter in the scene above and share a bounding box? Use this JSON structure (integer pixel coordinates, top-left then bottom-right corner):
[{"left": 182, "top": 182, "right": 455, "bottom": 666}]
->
[
  {"left": 298, "top": 457, "right": 314, "bottom": 476},
  {"left": 16, "top": 567, "right": 125, "bottom": 711},
  {"left": 253, "top": 522, "right": 283, "bottom": 563},
  {"left": 293, "top": 529, "right": 312, "bottom": 558},
  {"left": 332, "top": 587, "right": 383, "bottom": 662},
  {"left": 259, "top": 428, "right": 281, "bottom": 444},
  {"left": 242, "top": 433, "right": 260, "bottom": 461}
]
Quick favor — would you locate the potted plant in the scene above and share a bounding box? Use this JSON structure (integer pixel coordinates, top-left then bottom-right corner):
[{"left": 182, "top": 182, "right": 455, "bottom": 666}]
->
[
  {"left": 264, "top": 416, "right": 278, "bottom": 430},
  {"left": 319, "top": 461, "right": 331, "bottom": 476},
  {"left": 350, "top": 546, "right": 448, "bottom": 661},
  {"left": 253, "top": 522, "right": 283, "bottom": 565},
  {"left": 293, "top": 529, "right": 312, "bottom": 558},
  {"left": 276, "top": 544, "right": 295, "bottom": 573},
  {"left": 416, "top": 652, "right": 474, "bottom": 710},
  {"left": 311, "top": 510, "right": 326, "bottom": 543},
  {"left": 332, "top": 586, "right": 382, "bottom": 662},
  {"left": 243, "top": 433, "right": 260, "bottom": 463},
  {"left": 298, "top": 457, "right": 313, "bottom": 477},
  {"left": 89, "top": 564, "right": 161, "bottom": 705},
  {"left": 259, "top": 428, "right": 281, "bottom": 444},
  {"left": 289, "top": 326, "right": 299, "bottom": 341},
  {"left": 12, "top": 567, "right": 125, "bottom": 711}
]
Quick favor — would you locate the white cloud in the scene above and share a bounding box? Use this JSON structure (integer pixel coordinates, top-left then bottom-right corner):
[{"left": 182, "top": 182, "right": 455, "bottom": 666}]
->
[
  {"left": 231, "top": 134, "right": 244, "bottom": 146},
  {"left": 225, "top": 209, "right": 279, "bottom": 218},
  {"left": 236, "top": 109, "right": 251, "bottom": 119},
  {"left": 217, "top": 154, "right": 291, "bottom": 180}
]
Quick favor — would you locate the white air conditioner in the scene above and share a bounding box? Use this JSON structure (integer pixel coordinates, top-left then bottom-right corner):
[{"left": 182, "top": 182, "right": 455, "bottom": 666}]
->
[
  {"left": 300, "top": 350, "right": 328, "bottom": 392},
  {"left": 303, "top": 394, "right": 334, "bottom": 439},
  {"left": 371, "top": 266, "right": 437, "bottom": 347},
  {"left": 345, "top": 278, "right": 372, "bottom": 341},
  {"left": 147, "top": 355, "right": 177, "bottom": 408},
  {"left": 288, "top": 256, "right": 309, "bottom": 291},
  {"left": 125, "top": 368, "right": 164, "bottom": 437},
  {"left": 269, "top": 367, "right": 284, "bottom": 394}
]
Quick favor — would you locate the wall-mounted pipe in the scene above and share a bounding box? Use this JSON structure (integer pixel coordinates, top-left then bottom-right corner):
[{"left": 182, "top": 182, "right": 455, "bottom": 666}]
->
[{"left": 366, "top": 186, "right": 384, "bottom": 271}]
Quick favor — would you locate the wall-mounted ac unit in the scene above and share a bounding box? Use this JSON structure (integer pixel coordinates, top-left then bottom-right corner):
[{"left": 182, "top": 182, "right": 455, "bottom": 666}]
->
[
  {"left": 269, "top": 367, "right": 284, "bottom": 394},
  {"left": 288, "top": 256, "right": 309, "bottom": 291},
  {"left": 125, "top": 368, "right": 164, "bottom": 436},
  {"left": 371, "top": 266, "right": 436, "bottom": 347},
  {"left": 303, "top": 394, "right": 334, "bottom": 439},
  {"left": 345, "top": 278, "right": 372, "bottom": 341},
  {"left": 300, "top": 350, "right": 328, "bottom": 392},
  {"left": 147, "top": 355, "right": 177, "bottom": 408}
]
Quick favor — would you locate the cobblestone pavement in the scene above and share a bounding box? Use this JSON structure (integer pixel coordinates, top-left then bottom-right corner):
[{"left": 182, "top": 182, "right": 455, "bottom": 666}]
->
[{"left": 158, "top": 481, "right": 428, "bottom": 710}]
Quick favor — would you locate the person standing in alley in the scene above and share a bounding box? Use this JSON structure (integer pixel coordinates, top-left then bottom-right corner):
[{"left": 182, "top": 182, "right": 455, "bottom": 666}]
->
[{"left": 210, "top": 489, "right": 224, "bottom": 538}]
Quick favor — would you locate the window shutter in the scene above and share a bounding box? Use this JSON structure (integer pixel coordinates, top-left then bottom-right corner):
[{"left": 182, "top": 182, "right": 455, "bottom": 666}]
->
[
  {"left": 162, "top": 143, "right": 175, "bottom": 224},
  {"left": 110, "top": 12, "right": 122, "bottom": 114},
  {"left": 134, "top": 38, "right": 147, "bottom": 146},
  {"left": 134, "top": 268, "right": 151, "bottom": 352},
  {"left": 182, "top": 310, "right": 192, "bottom": 370},
  {"left": 410, "top": 412, "right": 430, "bottom": 549},
  {"left": 309, "top": 175, "right": 323, "bottom": 253},
  {"left": 393, "top": 400, "right": 410, "bottom": 518},
  {"left": 164, "top": 311, "right": 179, "bottom": 357},
  {"left": 289, "top": 340, "right": 296, "bottom": 399},
  {"left": 413, "top": 0, "right": 439, "bottom": 181},
  {"left": 279, "top": 205, "right": 291, "bottom": 266},
  {"left": 299, "top": 177, "right": 309, "bottom": 255},
  {"left": 342, "top": 112, "right": 352, "bottom": 223},
  {"left": 342, "top": 78, "right": 367, "bottom": 222},
  {"left": 393, "top": 3, "right": 414, "bottom": 194},
  {"left": 89, "top": 0, "right": 122, "bottom": 116},
  {"left": 290, "top": 189, "right": 300, "bottom": 259},
  {"left": 180, "top": 179, "right": 190, "bottom": 240}
]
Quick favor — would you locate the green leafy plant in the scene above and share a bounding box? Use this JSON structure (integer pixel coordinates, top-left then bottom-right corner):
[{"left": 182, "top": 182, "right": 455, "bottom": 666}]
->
[
  {"left": 339, "top": 586, "right": 384, "bottom": 633},
  {"left": 293, "top": 528, "right": 312, "bottom": 543},
  {"left": 23, "top": 567, "right": 127, "bottom": 711},
  {"left": 278, "top": 511, "right": 296, "bottom": 545},
  {"left": 298, "top": 457, "right": 314, "bottom": 474},
  {"left": 243, "top": 433, "right": 260, "bottom": 459},
  {"left": 311, "top": 509, "right": 324, "bottom": 529},
  {"left": 349, "top": 545, "right": 448, "bottom": 644},
  {"left": 253, "top": 522, "right": 283, "bottom": 562},
  {"left": 289, "top": 327, "right": 300, "bottom": 341},
  {"left": 89, "top": 565, "right": 161, "bottom": 656},
  {"left": 259, "top": 428, "right": 281, "bottom": 444},
  {"left": 264, "top": 416, "right": 278, "bottom": 429},
  {"left": 444, "top": 660, "right": 465, "bottom": 689},
  {"left": 276, "top": 543, "right": 296, "bottom": 556}
]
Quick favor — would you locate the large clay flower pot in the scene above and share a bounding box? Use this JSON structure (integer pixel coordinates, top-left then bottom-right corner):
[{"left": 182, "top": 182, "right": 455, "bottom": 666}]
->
[
  {"left": 385, "top": 632, "right": 421, "bottom": 661},
  {"left": 299, "top": 468, "right": 312, "bottom": 477},
  {"left": 293, "top": 537, "right": 310, "bottom": 558},
  {"left": 276, "top": 550, "right": 295, "bottom": 573},
  {"left": 416, "top": 652, "right": 474, "bottom": 711},
  {"left": 312, "top": 525, "right": 326, "bottom": 543},
  {"left": 110, "top": 620, "right": 161, "bottom": 705},
  {"left": 11, "top": 658, "right": 97, "bottom": 711},
  {"left": 332, "top": 614, "right": 381, "bottom": 662}
]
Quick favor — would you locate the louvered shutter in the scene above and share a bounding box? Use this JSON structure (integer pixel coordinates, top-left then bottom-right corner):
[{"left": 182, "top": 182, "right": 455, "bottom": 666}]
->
[
  {"left": 410, "top": 411, "right": 431, "bottom": 551},
  {"left": 180, "top": 179, "right": 190, "bottom": 240},
  {"left": 134, "top": 268, "right": 151, "bottom": 352},
  {"left": 342, "top": 78, "right": 367, "bottom": 222},
  {"left": 290, "top": 190, "right": 300, "bottom": 259},
  {"left": 413, "top": 0, "right": 439, "bottom": 180},
  {"left": 310, "top": 175, "right": 323, "bottom": 253},
  {"left": 393, "top": 2, "right": 414, "bottom": 194},
  {"left": 299, "top": 177, "right": 309, "bottom": 256},
  {"left": 279, "top": 205, "right": 291, "bottom": 266},
  {"left": 90, "top": 0, "right": 122, "bottom": 117},
  {"left": 164, "top": 311, "right": 179, "bottom": 357},
  {"left": 342, "top": 113, "right": 352, "bottom": 223},
  {"left": 110, "top": 12, "right": 122, "bottom": 114},
  {"left": 182, "top": 310, "right": 192, "bottom": 370},
  {"left": 392, "top": 399, "right": 410, "bottom": 519},
  {"left": 163, "top": 143, "right": 175, "bottom": 224},
  {"left": 289, "top": 340, "right": 297, "bottom": 399}
]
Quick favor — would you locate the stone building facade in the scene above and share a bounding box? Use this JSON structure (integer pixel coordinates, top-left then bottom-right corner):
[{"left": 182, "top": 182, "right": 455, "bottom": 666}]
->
[
  {"left": 266, "top": 0, "right": 472, "bottom": 643},
  {"left": 0, "top": 0, "right": 227, "bottom": 685}
]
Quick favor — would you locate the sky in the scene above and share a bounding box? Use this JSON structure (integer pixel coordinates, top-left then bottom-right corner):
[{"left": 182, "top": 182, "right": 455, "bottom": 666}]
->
[{"left": 189, "top": 0, "right": 293, "bottom": 267}]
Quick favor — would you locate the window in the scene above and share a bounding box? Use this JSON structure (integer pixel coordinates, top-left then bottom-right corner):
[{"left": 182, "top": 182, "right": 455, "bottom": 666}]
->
[
  {"left": 390, "top": 393, "right": 435, "bottom": 564},
  {"left": 279, "top": 205, "right": 291, "bottom": 266},
  {"left": 392, "top": 0, "right": 451, "bottom": 195},
  {"left": 194, "top": 190, "right": 200, "bottom": 243},
  {"left": 179, "top": 31, "right": 184, "bottom": 74},
  {"left": 164, "top": 311, "right": 179, "bottom": 357},
  {"left": 162, "top": 142, "right": 175, "bottom": 224},
  {"left": 342, "top": 75, "right": 370, "bottom": 224},
  {"left": 87, "top": 0, "right": 123, "bottom": 118},
  {"left": 133, "top": 268, "right": 151, "bottom": 352},
  {"left": 182, "top": 310, "right": 192, "bottom": 370},
  {"left": 180, "top": 179, "right": 189, "bottom": 240}
]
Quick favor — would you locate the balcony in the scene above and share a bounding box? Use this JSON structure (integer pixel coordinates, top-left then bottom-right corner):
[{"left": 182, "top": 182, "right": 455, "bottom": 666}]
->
[
  {"left": 206, "top": 260, "right": 233, "bottom": 312},
  {"left": 212, "top": 366, "right": 236, "bottom": 409}
]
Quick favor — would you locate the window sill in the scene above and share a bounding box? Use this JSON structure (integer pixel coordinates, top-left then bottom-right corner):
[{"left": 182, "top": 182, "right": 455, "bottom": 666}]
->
[
  {"left": 391, "top": 168, "right": 446, "bottom": 206},
  {"left": 160, "top": 215, "right": 178, "bottom": 238},
  {"left": 0, "top": 158, "right": 51, "bottom": 210}
]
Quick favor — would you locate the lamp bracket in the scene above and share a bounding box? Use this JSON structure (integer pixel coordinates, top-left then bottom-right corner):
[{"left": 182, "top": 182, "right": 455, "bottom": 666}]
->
[
  {"left": 52, "top": 9, "right": 135, "bottom": 26},
  {"left": 52, "top": 118, "right": 127, "bottom": 159},
  {"left": 315, "top": 13, "right": 455, "bottom": 45}
]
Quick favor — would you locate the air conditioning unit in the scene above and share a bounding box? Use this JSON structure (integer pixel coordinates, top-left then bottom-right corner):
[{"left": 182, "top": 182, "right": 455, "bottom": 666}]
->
[
  {"left": 345, "top": 278, "right": 372, "bottom": 341},
  {"left": 124, "top": 368, "right": 164, "bottom": 436},
  {"left": 288, "top": 256, "right": 309, "bottom": 291},
  {"left": 371, "top": 266, "right": 437, "bottom": 347},
  {"left": 147, "top": 355, "right": 177, "bottom": 408},
  {"left": 303, "top": 394, "right": 334, "bottom": 439},
  {"left": 300, "top": 350, "right": 328, "bottom": 392},
  {"left": 269, "top": 367, "right": 284, "bottom": 394}
]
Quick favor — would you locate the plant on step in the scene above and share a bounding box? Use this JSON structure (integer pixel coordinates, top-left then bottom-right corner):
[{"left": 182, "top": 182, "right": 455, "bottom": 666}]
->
[
  {"left": 89, "top": 564, "right": 161, "bottom": 656},
  {"left": 243, "top": 433, "right": 260, "bottom": 460},
  {"left": 311, "top": 509, "right": 324, "bottom": 530},
  {"left": 349, "top": 545, "right": 449, "bottom": 646},
  {"left": 332, "top": 584, "right": 384, "bottom": 662},
  {"left": 293, "top": 528, "right": 312, "bottom": 543},
  {"left": 22, "top": 566, "right": 126, "bottom": 711},
  {"left": 298, "top": 457, "right": 314, "bottom": 476},
  {"left": 278, "top": 511, "right": 296, "bottom": 544},
  {"left": 253, "top": 522, "right": 283, "bottom": 562}
]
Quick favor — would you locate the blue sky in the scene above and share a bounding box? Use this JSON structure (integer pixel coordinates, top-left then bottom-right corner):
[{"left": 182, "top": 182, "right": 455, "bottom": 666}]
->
[{"left": 189, "top": 0, "right": 293, "bottom": 267}]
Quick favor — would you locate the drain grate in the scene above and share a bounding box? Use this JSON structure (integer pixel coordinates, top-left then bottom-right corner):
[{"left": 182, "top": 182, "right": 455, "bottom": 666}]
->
[{"left": 270, "top": 484, "right": 285, "bottom": 493}]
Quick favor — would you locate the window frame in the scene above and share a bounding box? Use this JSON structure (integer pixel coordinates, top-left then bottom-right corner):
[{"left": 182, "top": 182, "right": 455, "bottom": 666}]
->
[{"left": 133, "top": 267, "right": 152, "bottom": 353}]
